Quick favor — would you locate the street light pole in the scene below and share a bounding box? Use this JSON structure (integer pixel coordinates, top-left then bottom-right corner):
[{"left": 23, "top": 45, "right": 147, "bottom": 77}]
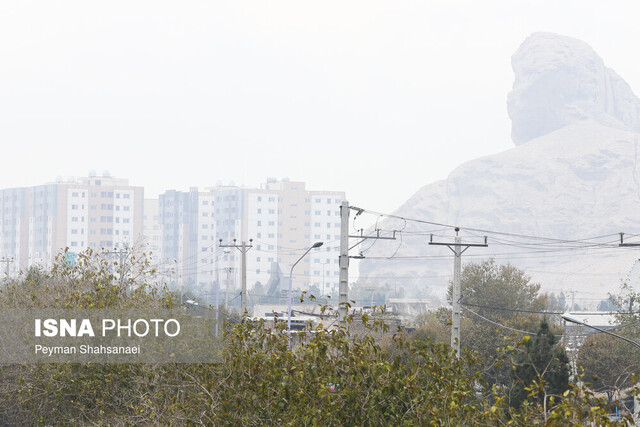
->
[
  {"left": 288, "top": 242, "right": 323, "bottom": 331},
  {"left": 322, "top": 260, "right": 329, "bottom": 297}
]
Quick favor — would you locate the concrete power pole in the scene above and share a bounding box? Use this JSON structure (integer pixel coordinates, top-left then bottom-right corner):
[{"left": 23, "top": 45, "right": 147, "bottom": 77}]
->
[
  {"left": 430, "top": 228, "right": 487, "bottom": 358},
  {"left": 219, "top": 239, "right": 253, "bottom": 314},
  {"left": 337, "top": 202, "right": 397, "bottom": 323},
  {"left": 338, "top": 200, "right": 350, "bottom": 322},
  {"left": 225, "top": 267, "right": 231, "bottom": 308},
  {"left": 215, "top": 257, "right": 220, "bottom": 338}
]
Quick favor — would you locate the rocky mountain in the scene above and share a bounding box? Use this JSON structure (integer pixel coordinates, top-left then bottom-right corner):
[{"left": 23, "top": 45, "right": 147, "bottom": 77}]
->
[
  {"left": 357, "top": 33, "right": 640, "bottom": 307},
  {"left": 509, "top": 32, "right": 640, "bottom": 145}
]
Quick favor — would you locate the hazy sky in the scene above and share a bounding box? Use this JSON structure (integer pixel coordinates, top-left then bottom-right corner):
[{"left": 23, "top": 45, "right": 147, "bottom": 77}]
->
[{"left": 2, "top": 1, "right": 639, "bottom": 215}]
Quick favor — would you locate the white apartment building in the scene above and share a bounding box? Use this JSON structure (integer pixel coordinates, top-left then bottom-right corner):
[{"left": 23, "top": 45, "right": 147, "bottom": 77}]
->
[
  {"left": 143, "top": 199, "right": 162, "bottom": 262},
  {"left": 155, "top": 179, "right": 345, "bottom": 301},
  {"left": 215, "top": 179, "right": 344, "bottom": 300},
  {"left": 0, "top": 173, "right": 144, "bottom": 275},
  {"left": 157, "top": 188, "right": 217, "bottom": 293}
]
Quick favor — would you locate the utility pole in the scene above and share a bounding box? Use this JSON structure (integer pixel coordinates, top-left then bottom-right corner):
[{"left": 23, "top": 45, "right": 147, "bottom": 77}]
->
[
  {"left": 429, "top": 228, "right": 487, "bottom": 358},
  {"left": 215, "top": 259, "right": 220, "bottom": 338},
  {"left": 619, "top": 232, "right": 640, "bottom": 247},
  {"left": 338, "top": 201, "right": 350, "bottom": 322},
  {"left": 219, "top": 239, "right": 253, "bottom": 314},
  {"left": 337, "top": 202, "right": 397, "bottom": 323},
  {"left": 0, "top": 256, "right": 14, "bottom": 280},
  {"left": 225, "top": 267, "right": 232, "bottom": 308}
]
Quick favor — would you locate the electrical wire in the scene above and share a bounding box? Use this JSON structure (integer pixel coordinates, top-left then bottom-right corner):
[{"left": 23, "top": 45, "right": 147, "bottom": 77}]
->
[
  {"left": 355, "top": 206, "right": 639, "bottom": 250},
  {"left": 460, "top": 301, "right": 564, "bottom": 316},
  {"left": 460, "top": 305, "right": 544, "bottom": 335},
  {"left": 460, "top": 305, "right": 587, "bottom": 338}
]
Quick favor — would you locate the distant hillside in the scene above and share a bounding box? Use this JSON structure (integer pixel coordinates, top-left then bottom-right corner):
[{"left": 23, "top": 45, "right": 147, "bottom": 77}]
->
[{"left": 357, "top": 33, "right": 640, "bottom": 307}]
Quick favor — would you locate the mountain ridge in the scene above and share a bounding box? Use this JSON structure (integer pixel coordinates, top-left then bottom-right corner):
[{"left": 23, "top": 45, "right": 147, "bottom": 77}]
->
[{"left": 356, "top": 33, "right": 640, "bottom": 307}]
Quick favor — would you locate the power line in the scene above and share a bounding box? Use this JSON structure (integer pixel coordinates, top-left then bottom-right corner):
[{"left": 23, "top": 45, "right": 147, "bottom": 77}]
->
[
  {"left": 460, "top": 301, "right": 564, "bottom": 316},
  {"left": 355, "top": 207, "right": 639, "bottom": 250},
  {"left": 460, "top": 305, "right": 584, "bottom": 338}
]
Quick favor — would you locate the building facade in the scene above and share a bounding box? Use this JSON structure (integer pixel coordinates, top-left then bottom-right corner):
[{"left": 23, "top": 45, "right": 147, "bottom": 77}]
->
[
  {"left": 1, "top": 175, "right": 344, "bottom": 300},
  {"left": 0, "top": 173, "right": 144, "bottom": 275},
  {"left": 156, "top": 179, "right": 345, "bottom": 300}
]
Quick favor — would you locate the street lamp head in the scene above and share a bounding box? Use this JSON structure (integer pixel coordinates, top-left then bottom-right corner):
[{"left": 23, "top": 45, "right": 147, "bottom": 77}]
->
[
  {"left": 312, "top": 241, "right": 324, "bottom": 249},
  {"left": 561, "top": 312, "right": 584, "bottom": 325}
]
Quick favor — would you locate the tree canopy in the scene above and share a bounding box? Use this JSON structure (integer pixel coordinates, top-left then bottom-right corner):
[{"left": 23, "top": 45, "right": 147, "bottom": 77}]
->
[
  {"left": 511, "top": 320, "right": 570, "bottom": 408},
  {"left": 0, "top": 250, "right": 633, "bottom": 425},
  {"left": 443, "top": 259, "right": 563, "bottom": 387},
  {"left": 578, "top": 332, "right": 640, "bottom": 402}
]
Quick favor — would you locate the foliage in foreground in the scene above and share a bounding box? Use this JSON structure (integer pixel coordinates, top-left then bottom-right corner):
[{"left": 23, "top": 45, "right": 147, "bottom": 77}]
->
[
  {"left": 0, "top": 249, "right": 634, "bottom": 425},
  {"left": 1, "top": 320, "right": 632, "bottom": 425}
]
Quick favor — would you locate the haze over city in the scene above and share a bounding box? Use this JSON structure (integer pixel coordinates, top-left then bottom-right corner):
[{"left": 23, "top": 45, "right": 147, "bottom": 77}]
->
[{"left": 3, "top": 1, "right": 640, "bottom": 217}]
